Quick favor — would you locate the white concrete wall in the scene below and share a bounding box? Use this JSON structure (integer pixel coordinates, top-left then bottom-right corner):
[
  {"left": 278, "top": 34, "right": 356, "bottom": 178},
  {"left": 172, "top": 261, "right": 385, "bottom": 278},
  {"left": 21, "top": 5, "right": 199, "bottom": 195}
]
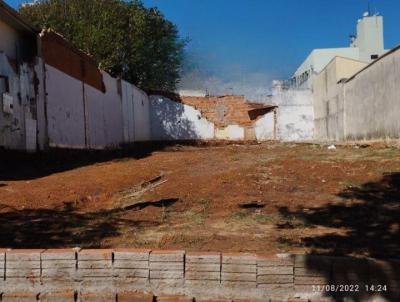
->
[
  {"left": 150, "top": 95, "right": 214, "bottom": 140},
  {"left": 132, "top": 86, "right": 151, "bottom": 142},
  {"left": 215, "top": 125, "right": 245, "bottom": 140},
  {"left": 46, "top": 66, "right": 150, "bottom": 149},
  {"left": 254, "top": 112, "right": 275, "bottom": 141},
  {"left": 34, "top": 58, "right": 48, "bottom": 150},
  {"left": 85, "top": 72, "right": 124, "bottom": 149},
  {"left": 121, "top": 80, "right": 135, "bottom": 143},
  {"left": 46, "top": 64, "right": 86, "bottom": 149},
  {"left": 272, "top": 89, "right": 314, "bottom": 141},
  {"left": 121, "top": 80, "right": 151, "bottom": 143}
]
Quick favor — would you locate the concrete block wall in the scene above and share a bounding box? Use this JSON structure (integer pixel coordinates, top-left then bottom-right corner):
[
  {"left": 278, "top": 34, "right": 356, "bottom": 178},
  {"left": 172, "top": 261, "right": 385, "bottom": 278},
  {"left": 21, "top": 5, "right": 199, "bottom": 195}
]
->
[
  {"left": 113, "top": 248, "right": 149, "bottom": 282},
  {"left": 221, "top": 253, "right": 256, "bottom": 288},
  {"left": 149, "top": 250, "right": 185, "bottom": 286},
  {"left": 42, "top": 249, "right": 77, "bottom": 282},
  {"left": 0, "top": 249, "right": 398, "bottom": 301},
  {"left": 0, "top": 250, "right": 4, "bottom": 283},
  {"left": 185, "top": 252, "right": 220, "bottom": 287},
  {"left": 5, "top": 250, "right": 42, "bottom": 283},
  {"left": 257, "top": 254, "right": 294, "bottom": 294}
]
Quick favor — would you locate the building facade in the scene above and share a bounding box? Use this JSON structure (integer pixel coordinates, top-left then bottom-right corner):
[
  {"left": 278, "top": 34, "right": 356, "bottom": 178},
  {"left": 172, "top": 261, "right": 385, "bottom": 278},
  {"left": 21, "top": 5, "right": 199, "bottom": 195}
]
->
[{"left": 292, "top": 13, "right": 387, "bottom": 89}]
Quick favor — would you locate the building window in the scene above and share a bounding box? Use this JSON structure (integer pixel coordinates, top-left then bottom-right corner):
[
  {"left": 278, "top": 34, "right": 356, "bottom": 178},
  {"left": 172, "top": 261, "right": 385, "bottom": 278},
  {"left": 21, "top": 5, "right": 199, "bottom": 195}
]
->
[{"left": 371, "top": 54, "right": 379, "bottom": 60}]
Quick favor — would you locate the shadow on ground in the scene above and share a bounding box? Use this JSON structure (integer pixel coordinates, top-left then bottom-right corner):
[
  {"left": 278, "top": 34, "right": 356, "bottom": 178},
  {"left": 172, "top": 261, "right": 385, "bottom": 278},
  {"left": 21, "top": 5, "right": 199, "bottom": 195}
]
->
[
  {"left": 0, "top": 144, "right": 154, "bottom": 181},
  {"left": 0, "top": 140, "right": 218, "bottom": 181},
  {"left": 0, "top": 198, "right": 178, "bottom": 248},
  {"left": 278, "top": 172, "right": 400, "bottom": 301},
  {"left": 0, "top": 139, "right": 260, "bottom": 181}
]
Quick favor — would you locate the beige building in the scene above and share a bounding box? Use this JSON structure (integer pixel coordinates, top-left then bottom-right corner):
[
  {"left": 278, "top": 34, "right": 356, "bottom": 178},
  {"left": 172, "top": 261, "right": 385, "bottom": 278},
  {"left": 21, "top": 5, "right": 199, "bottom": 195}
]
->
[
  {"left": 313, "top": 56, "right": 368, "bottom": 140},
  {"left": 314, "top": 45, "right": 400, "bottom": 142},
  {"left": 293, "top": 13, "right": 387, "bottom": 89}
]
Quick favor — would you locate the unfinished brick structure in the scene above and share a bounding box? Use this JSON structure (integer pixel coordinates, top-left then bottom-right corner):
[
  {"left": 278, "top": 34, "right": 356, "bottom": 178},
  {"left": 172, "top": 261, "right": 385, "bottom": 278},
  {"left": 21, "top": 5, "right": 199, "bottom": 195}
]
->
[
  {"left": 150, "top": 94, "right": 277, "bottom": 141},
  {"left": 181, "top": 96, "right": 275, "bottom": 128},
  {"left": 181, "top": 95, "right": 276, "bottom": 140},
  {"left": 0, "top": 249, "right": 398, "bottom": 301}
]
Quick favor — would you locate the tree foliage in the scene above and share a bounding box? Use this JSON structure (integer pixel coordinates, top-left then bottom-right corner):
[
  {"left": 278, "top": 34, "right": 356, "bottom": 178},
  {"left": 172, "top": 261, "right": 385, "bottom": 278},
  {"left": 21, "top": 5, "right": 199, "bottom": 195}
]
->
[{"left": 20, "top": 0, "right": 186, "bottom": 91}]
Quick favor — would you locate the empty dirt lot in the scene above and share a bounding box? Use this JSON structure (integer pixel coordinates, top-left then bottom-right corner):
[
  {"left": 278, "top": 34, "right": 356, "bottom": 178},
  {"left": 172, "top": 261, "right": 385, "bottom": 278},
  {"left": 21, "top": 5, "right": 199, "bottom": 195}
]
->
[{"left": 0, "top": 142, "right": 399, "bottom": 258}]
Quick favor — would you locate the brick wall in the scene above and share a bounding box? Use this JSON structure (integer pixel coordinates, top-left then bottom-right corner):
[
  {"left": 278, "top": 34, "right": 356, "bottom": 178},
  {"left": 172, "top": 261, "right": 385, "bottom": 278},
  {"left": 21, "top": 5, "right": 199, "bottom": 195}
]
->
[
  {"left": 0, "top": 249, "right": 398, "bottom": 301},
  {"left": 180, "top": 96, "right": 275, "bottom": 128}
]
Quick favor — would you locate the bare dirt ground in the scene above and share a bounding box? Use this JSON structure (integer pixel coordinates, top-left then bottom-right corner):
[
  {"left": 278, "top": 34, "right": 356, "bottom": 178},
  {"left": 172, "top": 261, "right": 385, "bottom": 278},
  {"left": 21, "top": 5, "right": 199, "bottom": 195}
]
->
[{"left": 0, "top": 142, "right": 399, "bottom": 258}]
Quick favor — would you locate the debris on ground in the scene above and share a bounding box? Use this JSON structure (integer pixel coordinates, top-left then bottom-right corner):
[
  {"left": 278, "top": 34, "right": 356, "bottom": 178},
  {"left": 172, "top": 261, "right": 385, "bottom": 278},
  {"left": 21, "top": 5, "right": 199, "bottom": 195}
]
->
[
  {"left": 327, "top": 145, "right": 337, "bottom": 150},
  {"left": 112, "top": 174, "right": 167, "bottom": 210}
]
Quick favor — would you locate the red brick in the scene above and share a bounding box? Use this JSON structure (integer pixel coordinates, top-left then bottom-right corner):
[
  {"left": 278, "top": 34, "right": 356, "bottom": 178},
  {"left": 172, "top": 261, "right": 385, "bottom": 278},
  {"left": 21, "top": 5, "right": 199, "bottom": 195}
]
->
[{"left": 180, "top": 96, "right": 273, "bottom": 128}]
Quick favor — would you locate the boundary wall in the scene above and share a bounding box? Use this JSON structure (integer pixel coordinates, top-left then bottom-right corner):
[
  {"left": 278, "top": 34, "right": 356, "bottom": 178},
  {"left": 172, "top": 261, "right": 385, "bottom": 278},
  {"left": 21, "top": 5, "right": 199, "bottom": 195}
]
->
[
  {"left": 0, "top": 249, "right": 398, "bottom": 301},
  {"left": 150, "top": 96, "right": 276, "bottom": 142},
  {"left": 313, "top": 49, "right": 400, "bottom": 141}
]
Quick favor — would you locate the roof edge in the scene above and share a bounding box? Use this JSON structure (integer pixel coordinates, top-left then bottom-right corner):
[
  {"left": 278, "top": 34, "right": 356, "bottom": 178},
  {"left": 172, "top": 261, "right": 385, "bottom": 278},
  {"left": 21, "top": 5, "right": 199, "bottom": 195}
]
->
[
  {"left": 345, "top": 46, "right": 400, "bottom": 83},
  {"left": 0, "top": 0, "right": 39, "bottom": 33}
]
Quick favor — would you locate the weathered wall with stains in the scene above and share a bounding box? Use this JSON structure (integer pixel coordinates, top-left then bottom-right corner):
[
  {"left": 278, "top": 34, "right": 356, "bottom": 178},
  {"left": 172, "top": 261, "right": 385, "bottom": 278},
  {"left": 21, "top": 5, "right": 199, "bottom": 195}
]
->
[
  {"left": 313, "top": 49, "right": 400, "bottom": 141},
  {"left": 121, "top": 80, "right": 135, "bottom": 143},
  {"left": 150, "top": 95, "right": 215, "bottom": 140},
  {"left": 0, "top": 53, "right": 40, "bottom": 151},
  {"left": 111, "top": 80, "right": 151, "bottom": 145},
  {"left": 254, "top": 111, "right": 275, "bottom": 141},
  {"left": 149, "top": 95, "right": 275, "bottom": 141},
  {"left": 313, "top": 57, "right": 368, "bottom": 141},
  {"left": 214, "top": 124, "right": 245, "bottom": 140},
  {"left": 132, "top": 84, "right": 151, "bottom": 142},
  {"left": 3, "top": 29, "right": 277, "bottom": 150},
  {"left": 84, "top": 73, "right": 124, "bottom": 149},
  {"left": 273, "top": 89, "right": 314, "bottom": 141},
  {"left": 344, "top": 48, "right": 400, "bottom": 140},
  {"left": 180, "top": 95, "right": 274, "bottom": 129},
  {"left": 42, "top": 31, "right": 151, "bottom": 149},
  {"left": 1, "top": 53, "right": 150, "bottom": 151},
  {"left": 34, "top": 58, "right": 48, "bottom": 151},
  {"left": 45, "top": 64, "right": 86, "bottom": 149},
  {"left": 45, "top": 66, "right": 151, "bottom": 149}
]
